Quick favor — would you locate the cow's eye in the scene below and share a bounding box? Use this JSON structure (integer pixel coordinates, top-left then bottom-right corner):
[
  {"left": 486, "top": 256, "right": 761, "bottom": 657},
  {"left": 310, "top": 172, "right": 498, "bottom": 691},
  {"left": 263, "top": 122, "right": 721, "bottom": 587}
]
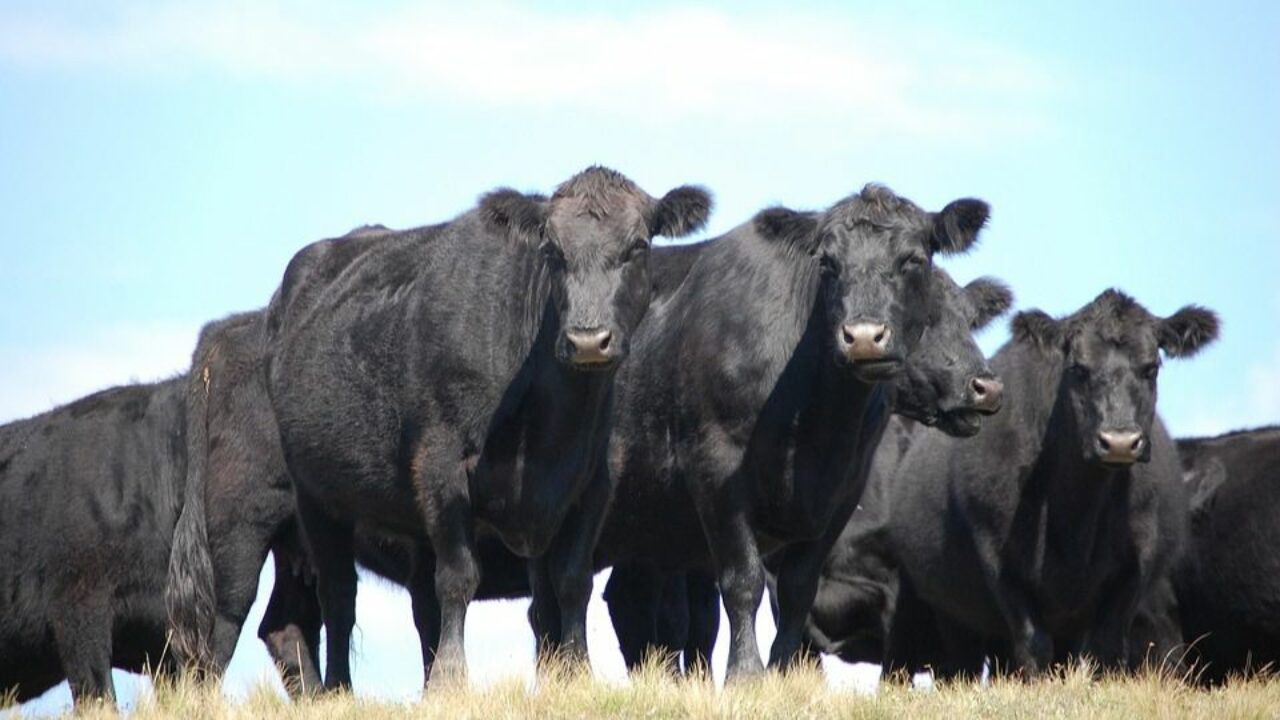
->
[
  {"left": 899, "top": 253, "right": 927, "bottom": 274},
  {"left": 541, "top": 242, "right": 566, "bottom": 270},
  {"left": 622, "top": 239, "right": 649, "bottom": 264},
  {"left": 1068, "top": 363, "right": 1090, "bottom": 381},
  {"left": 1141, "top": 362, "right": 1160, "bottom": 380},
  {"left": 818, "top": 254, "right": 839, "bottom": 276}
]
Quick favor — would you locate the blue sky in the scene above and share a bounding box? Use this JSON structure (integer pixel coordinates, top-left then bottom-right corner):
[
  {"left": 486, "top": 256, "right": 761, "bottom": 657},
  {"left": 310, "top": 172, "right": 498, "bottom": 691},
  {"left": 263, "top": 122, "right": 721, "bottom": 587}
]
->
[{"left": 1, "top": 0, "right": 1277, "bottom": 713}]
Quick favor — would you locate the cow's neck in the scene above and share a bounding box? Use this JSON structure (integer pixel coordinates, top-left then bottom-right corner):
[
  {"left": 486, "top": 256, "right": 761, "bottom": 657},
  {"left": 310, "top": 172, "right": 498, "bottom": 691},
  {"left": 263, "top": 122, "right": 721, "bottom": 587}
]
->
[
  {"left": 759, "top": 296, "right": 883, "bottom": 521},
  {"left": 508, "top": 244, "right": 560, "bottom": 370},
  {"left": 1039, "top": 393, "right": 1131, "bottom": 555}
]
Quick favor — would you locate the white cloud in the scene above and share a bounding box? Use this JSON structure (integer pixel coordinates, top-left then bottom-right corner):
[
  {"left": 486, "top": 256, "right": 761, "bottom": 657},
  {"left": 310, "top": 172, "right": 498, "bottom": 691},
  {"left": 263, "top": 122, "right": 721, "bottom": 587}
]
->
[
  {"left": 0, "top": 2, "right": 1057, "bottom": 138},
  {"left": 0, "top": 321, "right": 199, "bottom": 423}
]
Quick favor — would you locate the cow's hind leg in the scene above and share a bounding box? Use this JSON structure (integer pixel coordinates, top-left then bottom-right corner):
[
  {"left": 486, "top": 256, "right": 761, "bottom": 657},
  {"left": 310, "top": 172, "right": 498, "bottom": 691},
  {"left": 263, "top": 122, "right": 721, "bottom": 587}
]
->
[
  {"left": 683, "top": 570, "right": 720, "bottom": 676},
  {"left": 654, "top": 571, "right": 691, "bottom": 673},
  {"left": 293, "top": 488, "right": 357, "bottom": 691},
  {"left": 257, "top": 541, "right": 323, "bottom": 697},
  {"left": 52, "top": 597, "right": 115, "bottom": 705},
  {"left": 207, "top": 520, "right": 277, "bottom": 676},
  {"left": 603, "top": 563, "right": 667, "bottom": 672}
]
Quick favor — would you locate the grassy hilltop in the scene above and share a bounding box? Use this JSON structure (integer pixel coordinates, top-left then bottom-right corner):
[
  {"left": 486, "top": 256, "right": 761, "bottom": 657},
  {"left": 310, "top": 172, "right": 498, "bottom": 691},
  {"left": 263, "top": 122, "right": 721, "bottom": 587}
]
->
[{"left": 19, "top": 661, "right": 1280, "bottom": 720}]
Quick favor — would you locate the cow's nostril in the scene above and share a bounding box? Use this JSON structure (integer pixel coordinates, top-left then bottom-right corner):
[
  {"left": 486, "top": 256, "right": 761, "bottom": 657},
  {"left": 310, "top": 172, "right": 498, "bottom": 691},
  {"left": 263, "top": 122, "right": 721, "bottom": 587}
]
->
[
  {"left": 566, "top": 328, "right": 613, "bottom": 363},
  {"left": 1098, "top": 433, "right": 1112, "bottom": 451},
  {"left": 1130, "top": 435, "right": 1144, "bottom": 452},
  {"left": 971, "top": 378, "right": 987, "bottom": 397},
  {"left": 842, "top": 323, "right": 892, "bottom": 361}
]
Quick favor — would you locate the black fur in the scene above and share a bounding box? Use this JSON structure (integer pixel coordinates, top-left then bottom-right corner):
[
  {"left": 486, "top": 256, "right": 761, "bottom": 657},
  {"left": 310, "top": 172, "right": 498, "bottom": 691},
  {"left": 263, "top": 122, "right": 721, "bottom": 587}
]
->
[
  {"left": 0, "top": 378, "right": 187, "bottom": 705},
  {"left": 1135, "top": 426, "right": 1280, "bottom": 683}
]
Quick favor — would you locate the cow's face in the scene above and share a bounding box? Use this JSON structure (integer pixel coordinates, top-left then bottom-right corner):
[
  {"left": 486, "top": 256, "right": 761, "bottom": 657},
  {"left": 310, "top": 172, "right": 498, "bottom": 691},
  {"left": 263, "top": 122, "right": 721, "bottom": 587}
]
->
[
  {"left": 814, "top": 186, "right": 989, "bottom": 383},
  {"left": 481, "top": 167, "right": 711, "bottom": 370},
  {"left": 892, "top": 273, "right": 1011, "bottom": 437},
  {"left": 1014, "top": 290, "right": 1219, "bottom": 465}
]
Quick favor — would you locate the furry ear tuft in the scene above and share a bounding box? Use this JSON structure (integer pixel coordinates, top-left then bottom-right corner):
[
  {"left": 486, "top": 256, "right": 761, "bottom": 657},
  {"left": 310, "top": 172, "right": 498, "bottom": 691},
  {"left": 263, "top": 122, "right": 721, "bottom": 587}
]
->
[
  {"left": 1011, "top": 309, "right": 1061, "bottom": 348},
  {"left": 932, "top": 198, "right": 989, "bottom": 255},
  {"left": 1159, "top": 305, "right": 1220, "bottom": 358},
  {"left": 964, "top": 277, "right": 1014, "bottom": 331},
  {"left": 479, "top": 189, "right": 547, "bottom": 242},
  {"left": 651, "top": 185, "right": 713, "bottom": 238},
  {"left": 754, "top": 207, "right": 820, "bottom": 253}
]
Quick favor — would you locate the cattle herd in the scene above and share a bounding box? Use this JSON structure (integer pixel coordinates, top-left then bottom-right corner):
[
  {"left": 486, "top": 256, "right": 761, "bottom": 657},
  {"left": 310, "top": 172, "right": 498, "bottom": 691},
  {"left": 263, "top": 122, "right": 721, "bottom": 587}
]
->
[{"left": 1, "top": 166, "right": 1275, "bottom": 707}]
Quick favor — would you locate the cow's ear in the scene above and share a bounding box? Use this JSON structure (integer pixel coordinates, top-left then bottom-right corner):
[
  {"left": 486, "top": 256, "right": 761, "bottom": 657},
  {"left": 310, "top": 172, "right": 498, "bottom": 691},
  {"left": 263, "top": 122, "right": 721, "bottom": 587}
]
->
[
  {"left": 651, "top": 185, "right": 713, "bottom": 239},
  {"left": 754, "top": 207, "right": 821, "bottom": 254},
  {"left": 1158, "top": 305, "right": 1220, "bottom": 358},
  {"left": 964, "top": 277, "right": 1014, "bottom": 331},
  {"left": 1011, "top": 309, "right": 1061, "bottom": 348},
  {"left": 932, "top": 198, "right": 989, "bottom": 255},
  {"left": 479, "top": 189, "right": 547, "bottom": 243}
]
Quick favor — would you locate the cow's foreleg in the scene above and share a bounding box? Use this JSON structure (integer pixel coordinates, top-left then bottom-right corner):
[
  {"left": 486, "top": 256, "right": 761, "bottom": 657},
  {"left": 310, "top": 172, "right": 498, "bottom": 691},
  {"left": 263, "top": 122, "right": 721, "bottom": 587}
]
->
[
  {"left": 768, "top": 499, "right": 857, "bottom": 672},
  {"left": 52, "top": 596, "right": 115, "bottom": 705},
  {"left": 422, "top": 471, "right": 478, "bottom": 686},
  {"left": 699, "top": 507, "right": 765, "bottom": 682},
  {"left": 407, "top": 544, "right": 442, "bottom": 689},
  {"left": 1083, "top": 567, "right": 1144, "bottom": 672},
  {"left": 544, "top": 462, "right": 613, "bottom": 671},
  {"left": 526, "top": 556, "right": 562, "bottom": 665}
]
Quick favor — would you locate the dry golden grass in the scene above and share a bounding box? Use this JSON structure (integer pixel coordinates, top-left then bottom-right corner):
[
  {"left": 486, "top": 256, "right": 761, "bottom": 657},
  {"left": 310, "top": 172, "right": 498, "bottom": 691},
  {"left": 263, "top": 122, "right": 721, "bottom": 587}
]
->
[{"left": 18, "top": 659, "right": 1280, "bottom": 719}]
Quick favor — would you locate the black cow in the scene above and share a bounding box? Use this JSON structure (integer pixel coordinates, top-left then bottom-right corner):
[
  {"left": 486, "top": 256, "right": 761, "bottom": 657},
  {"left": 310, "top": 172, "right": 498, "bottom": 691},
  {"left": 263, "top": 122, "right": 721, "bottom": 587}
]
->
[
  {"left": 260, "top": 167, "right": 711, "bottom": 688},
  {"left": 0, "top": 378, "right": 187, "bottom": 704},
  {"left": 167, "top": 232, "right": 717, "bottom": 691},
  {"left": 885, "top": 290, "right": 1218, "bottom": 677},
  {"left": 530, "top": 185, "right": 995, "bottom": 682},
  {"left": 1152, "top": 426, "right": 1280, "bottom": 683},
  {"left": 603, "top": 269, "right": 1013, "bottom": 675}
]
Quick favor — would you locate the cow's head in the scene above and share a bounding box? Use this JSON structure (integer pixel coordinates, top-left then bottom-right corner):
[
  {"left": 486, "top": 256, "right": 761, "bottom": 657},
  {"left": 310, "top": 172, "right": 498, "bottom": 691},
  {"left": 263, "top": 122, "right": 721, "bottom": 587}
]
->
[
  {"left": 757, "top": 185, "right": 988, "bottom": 382},
  {"left": 1012, "top": 289, "right": 1219, "bottom": 465},
  {"left": 480, "top": 166, "right": 712, "bottom": 369},
  {"left": 892, "top": 273, "right": 1012, "bottom": 437}
]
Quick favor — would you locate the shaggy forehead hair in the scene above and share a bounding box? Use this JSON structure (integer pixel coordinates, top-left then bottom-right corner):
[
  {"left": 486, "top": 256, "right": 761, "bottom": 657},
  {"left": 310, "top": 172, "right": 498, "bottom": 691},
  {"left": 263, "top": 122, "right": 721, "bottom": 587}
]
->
[
  {"left": 1065, "top": 289, "right": 1157, "bottom": 348},
  {"left": 824, "top": 183, "right": 928, "bottom": 230},
  {"left": 551, "top": 165, "right": 647, "bottom": 220}
]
